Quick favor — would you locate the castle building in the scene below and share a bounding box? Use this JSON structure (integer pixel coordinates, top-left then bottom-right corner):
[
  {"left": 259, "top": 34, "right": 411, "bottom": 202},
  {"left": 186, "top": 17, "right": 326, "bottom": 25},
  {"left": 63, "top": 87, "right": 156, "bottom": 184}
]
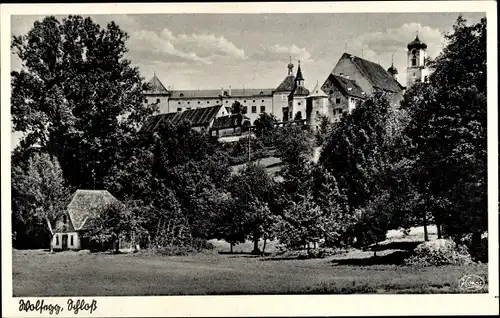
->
[
  {"left": 406, "top": 33, "right": 430, "bottom": 88},
  {"left": 142, "top": 34, "right": 428, "bottom": 136}
]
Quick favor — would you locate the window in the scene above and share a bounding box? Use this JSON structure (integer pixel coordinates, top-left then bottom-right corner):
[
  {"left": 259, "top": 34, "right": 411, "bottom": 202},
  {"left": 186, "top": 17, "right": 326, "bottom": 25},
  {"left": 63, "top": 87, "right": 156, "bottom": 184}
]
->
[
  {"left": 63, "top": 215, "right": 67, "bottom": 224},
  {"left": 56, "top": 235, "right": 59, "bottom": 245},
  {"left": 261, "top": 100, "right": 264, "bottom": 102},
  {"left": 198, "top": 101, "right": 200, "bottom": 104},
  {"left": 260, "top": 106, "right": 265, "bottom": 113},
  {"left": 251, "top": 106, "right": 257, "bottom": 113},
  {"left": 424, "top": 76, "right": 428, "bottom": 83},
  {"left": 226, "top": 101, "right": 228, "bottom": 103},
  {"left": 145, "top": 98, "right": 148, "bottom": 103},
  {"left": 244, "top": 100, "right": 246, "bottom": 103},
  {"left": 242, "top": 106, "right": 248, "bottom": 114},
  {"left": 298, "top": 102, "right": 301, "bottom": 106},
  {"left": 289, "top": 112, "right": 293, "bottom": 119},
  {"left": 187, "top": 102, "right": 190, "bottom": 104},
  {"left": 70, "top": 235, "right": 74, "bottom": 246},
  {"left": 186, "top": 107, "right": 191, "bottom": 110},
  {"left": 207, "top": 101, "right": 210, "bottom": 104},
  {"left": 336, "top": 97, "right": 341, "bottom": 104},
  {"left": 253, "top": 100, "right": 256, "bottom": 103},
  {"left": 177, "top": 108, "right": 182, "bottom": 112},
  {"left": 411, "top": 51, "right": 417, "bottom": 66},
  {"left": 180, "top": 93, "right": 184, "bottom": 97},
  {"left": 216, "top": 100, "right": 220, "bottom": 103},
  {"left": 178, "top": 102, "right": 181, "bottom": 105},
  {"left": 156, "top": 98, "right": 160, "bottom": 103}
]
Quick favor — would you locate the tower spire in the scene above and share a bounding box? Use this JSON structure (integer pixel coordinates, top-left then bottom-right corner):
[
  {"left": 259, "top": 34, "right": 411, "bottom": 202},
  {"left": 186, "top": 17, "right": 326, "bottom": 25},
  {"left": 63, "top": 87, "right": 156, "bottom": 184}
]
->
[{"left": 391, "top": 54, "right": 394, "bottom": 66}]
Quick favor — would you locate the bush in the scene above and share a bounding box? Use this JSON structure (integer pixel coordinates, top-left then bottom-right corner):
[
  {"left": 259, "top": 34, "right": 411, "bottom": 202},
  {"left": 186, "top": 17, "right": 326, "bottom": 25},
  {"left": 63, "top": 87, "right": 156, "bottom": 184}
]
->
[
  {"left": 148, "top": 239, "right": 215, "bottom": 256},
  {"left": 404, "top": 239, "right": 473, "bottom": 267}
]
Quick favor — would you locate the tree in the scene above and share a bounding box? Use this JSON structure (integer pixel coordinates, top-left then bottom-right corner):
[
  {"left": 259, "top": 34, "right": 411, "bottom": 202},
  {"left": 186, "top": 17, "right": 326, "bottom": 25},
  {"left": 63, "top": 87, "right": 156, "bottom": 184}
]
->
[
  {"left": 315, "top": 113, "right": 334, "bottom": 146},
  {"left": 228, "top": 162, "right": 276, "bottom": 255},
  {"left": 11, "top": 15, "right": 157, "bottom": 190},
  {"left": 231, "top": 101, "right": 243, "bottom": 115},
  {"left": 11, "top": 153, "right": 72, "bottom": 252},
  {"left": 275, "top": 125, "right": 315, "bottom": 167},
  {"left": 401, "top": 15, "right": 487, "bottom": 247},
  {"left": 254, "top": 113, "right": 278, "bottom": 139}
]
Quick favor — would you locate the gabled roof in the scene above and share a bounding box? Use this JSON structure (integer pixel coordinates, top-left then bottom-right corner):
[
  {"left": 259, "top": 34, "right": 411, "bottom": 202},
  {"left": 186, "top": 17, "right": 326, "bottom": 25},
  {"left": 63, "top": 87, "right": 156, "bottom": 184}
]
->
[
  {"left": 211, "top": 114, "right": 250, "bottom": 130},
  {"left": 66, "top": 190, "right": 120, "bottom": 231},
  {"left": 144, "top": 75, "right": 169, "bottom": 95},
  {"left": 289, "top": 85, "right": 310, "bottom": 98},
  {"left": 275, "top": 75, "right": 296, "bottom": 92},
  {"left": 307, "top": 81, "right": 328, "bottom": 98},
  {"left": 336, "top": 53, "right": 403, "bottom": 94},
  {"left": 140, "top": 105, "right": 222, "bottom": 132},
  {"left": 327, "top": 74, "right": 366, "bottom": 99}
]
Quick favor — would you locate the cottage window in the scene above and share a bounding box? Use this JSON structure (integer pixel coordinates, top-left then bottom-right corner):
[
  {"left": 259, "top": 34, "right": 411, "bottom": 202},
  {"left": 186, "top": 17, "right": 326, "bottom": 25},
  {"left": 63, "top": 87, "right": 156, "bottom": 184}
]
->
[
  {"left": 70, "top": 235, "right": 74, "bottom": 246},
  {"left": 56, "top": 235, "right": 59, "bottom": 245},
  {"left": 336, "top": 97, "right": 341, "bottom": 104},
  {"left": 145, "top": 98, "right": 149, "bottom": 103},
  {"left": 260, "top": 106, "right": 265, "bottom": 113},
  {"left": 251, "top": 106, "right": 257, "bottom": 113}
]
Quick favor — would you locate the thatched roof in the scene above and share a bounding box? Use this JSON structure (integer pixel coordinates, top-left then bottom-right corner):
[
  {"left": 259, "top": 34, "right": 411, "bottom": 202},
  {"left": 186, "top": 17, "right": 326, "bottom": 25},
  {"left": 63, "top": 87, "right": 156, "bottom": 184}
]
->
[{"left": 66, "top": 190, "right": 119, "bottom": 231}]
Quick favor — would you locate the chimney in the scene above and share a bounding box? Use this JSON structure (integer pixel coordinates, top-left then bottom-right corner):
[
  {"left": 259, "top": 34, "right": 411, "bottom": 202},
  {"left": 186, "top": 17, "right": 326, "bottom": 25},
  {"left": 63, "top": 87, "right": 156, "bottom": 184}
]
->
[
  {"left": 228, "top": 85, "right": 232, "bottom": 96},
  {"left": 221, "top": 86, "right": 224, "bottom": 96},
  {"left": 339, "top": 73, "right": 344, "bottom": 77}
]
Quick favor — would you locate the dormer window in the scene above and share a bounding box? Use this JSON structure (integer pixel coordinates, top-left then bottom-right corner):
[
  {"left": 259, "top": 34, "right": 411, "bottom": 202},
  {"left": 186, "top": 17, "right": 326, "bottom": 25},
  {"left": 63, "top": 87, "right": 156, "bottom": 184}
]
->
[{"left": 180, "top": 93, "right": 184, "bottom": 97}]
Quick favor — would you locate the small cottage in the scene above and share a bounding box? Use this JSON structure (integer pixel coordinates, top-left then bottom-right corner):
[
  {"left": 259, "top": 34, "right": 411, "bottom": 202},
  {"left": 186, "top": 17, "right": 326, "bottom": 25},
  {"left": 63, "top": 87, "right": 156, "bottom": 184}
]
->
[{"left": 51, "top": 189, "right": 120, "bottom": 251}]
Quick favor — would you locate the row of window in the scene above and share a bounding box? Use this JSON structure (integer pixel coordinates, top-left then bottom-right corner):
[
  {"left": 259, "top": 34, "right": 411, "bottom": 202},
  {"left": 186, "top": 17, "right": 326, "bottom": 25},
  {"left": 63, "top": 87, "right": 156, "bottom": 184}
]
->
[
  {"left": 145, "top": 98, "right": 268, "bottom": 105},
  {"left": 175, "top": 106, "right": 267, "bottom": 114},
  {"left": 55, "top": 234, "right": 75, "bottom": 246}
]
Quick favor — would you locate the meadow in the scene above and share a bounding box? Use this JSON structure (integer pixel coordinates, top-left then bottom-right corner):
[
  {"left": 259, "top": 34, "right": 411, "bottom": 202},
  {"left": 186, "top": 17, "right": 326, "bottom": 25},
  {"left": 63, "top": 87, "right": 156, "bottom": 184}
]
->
[{"left": 12, "top": 233, "right": 488, "bottom": 296}]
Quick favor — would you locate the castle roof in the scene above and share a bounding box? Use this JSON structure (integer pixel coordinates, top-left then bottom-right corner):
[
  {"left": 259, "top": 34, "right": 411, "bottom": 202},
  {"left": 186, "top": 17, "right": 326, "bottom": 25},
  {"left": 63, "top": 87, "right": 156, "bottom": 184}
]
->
[
  {"left": 337, "top": 53, "right": 403, "bottom": 94},
  {"left": 144, "top": 75, "right": 169, "bottom": 95},
  {"left": 327, "top": 74, "right": 366, "bottom": 99},
  {"left": 307, "top": 81, "right": 328, "bottom": 98},
  {"left": 295, "top": 64, "right": 304, "bottom": 81},
  {"left": 140, "top": 105, "right": 222, "bottom": 132},
  {"left": 275, "top": 75, "right": 296, "bottom": 92},
  {"left": 407, "top": 34, "right": 427, "bottom": 50},
  {"left": 211, "top": 114, "right": 250, "bottom": 130}
]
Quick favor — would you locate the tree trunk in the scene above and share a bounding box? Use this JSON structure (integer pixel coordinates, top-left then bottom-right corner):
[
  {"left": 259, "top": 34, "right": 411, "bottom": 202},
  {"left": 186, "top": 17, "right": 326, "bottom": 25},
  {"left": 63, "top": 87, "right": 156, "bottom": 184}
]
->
[
  {"left": 252, "top": 232, "right": 261, "bottom": 255},
  {"left": 49, "top": 234, "right": 54, "bottom": 253},
  {"left": 423, "top": 212, "right": 429, "bottom": 241},
  {"left": 436, "top": 223, "right": 442, "bottom": 239},
  {"left": 373, "top": 241, "right": 378, "bottom": 257},
  {"left": 230, "top": 242, "right": 233, "bottom": 254},
  {"left": 115, "top": 235, "right": 120, "bottom": 253},
  {"left": 261, "top": 236, "right": 267, "bottom": 256}
]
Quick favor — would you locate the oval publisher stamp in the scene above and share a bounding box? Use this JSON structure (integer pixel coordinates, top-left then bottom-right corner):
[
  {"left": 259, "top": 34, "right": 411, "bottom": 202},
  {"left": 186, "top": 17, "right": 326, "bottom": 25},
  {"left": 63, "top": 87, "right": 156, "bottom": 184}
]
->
[{"left": 458, "top": 274, "right": 486, "bottom": 292}]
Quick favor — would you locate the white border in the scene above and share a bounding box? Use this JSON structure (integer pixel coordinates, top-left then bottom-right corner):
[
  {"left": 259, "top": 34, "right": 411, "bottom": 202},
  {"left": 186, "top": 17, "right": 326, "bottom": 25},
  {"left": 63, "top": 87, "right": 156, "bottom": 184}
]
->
[{"left": 1, "top": 2, "right": 498, "bottom": 317}]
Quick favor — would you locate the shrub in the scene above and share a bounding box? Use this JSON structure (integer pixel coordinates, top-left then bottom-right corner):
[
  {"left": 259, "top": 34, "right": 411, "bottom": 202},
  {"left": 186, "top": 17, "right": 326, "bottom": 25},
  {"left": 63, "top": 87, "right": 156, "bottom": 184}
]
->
[{"left": 405, "top": 239, "right": 473, "bottom": 267}]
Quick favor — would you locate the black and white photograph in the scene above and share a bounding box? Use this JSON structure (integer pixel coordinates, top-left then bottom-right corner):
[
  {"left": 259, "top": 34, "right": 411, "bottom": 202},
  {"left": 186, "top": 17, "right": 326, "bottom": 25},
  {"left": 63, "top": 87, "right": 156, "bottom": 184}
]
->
[{"left": 1, "top": 1, "right": 498, "bottom": 317}]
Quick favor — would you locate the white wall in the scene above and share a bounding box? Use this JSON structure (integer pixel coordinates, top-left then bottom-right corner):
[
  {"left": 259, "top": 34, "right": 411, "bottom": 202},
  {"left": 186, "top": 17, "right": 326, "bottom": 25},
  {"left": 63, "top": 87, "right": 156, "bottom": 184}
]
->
[{"left": 52, "top": 232, "right": 81, "bottom": 250}]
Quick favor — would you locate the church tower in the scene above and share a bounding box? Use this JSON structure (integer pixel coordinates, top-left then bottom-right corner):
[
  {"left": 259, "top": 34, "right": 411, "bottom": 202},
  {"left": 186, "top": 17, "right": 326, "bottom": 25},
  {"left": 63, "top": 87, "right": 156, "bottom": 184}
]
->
[
  {"left": 387, "top": 55, "right": 399, "bottom": 83},
  {"left": 406, "top": 33, "right": 430, "bottom": 88}
]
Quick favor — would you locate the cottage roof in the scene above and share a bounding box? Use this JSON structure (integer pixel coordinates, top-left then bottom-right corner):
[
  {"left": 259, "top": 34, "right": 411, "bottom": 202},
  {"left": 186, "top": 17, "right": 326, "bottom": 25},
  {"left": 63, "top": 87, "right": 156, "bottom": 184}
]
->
[
  {"left": 337, "top": 53, "right": 403, "bottom": 94},
  {"left": 140, "top": 105, "right": 222, "bottom": 132},
  {"left": 144, "top": 75, "right": 169, "bottom": 95},
  {"left": 328, "top": 74, "right": 366, "bottom": 99},
  {"left": 66, "top": 190, "right": 120, "bottom": 231},
  {"left": 211, "top": 114, "right": 250, "bottom": 130}
]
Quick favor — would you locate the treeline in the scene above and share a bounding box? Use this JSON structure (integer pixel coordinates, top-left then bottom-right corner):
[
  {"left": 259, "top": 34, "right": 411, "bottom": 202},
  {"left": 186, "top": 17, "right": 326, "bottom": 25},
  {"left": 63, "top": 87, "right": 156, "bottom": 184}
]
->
[{"left": 11, "top": 15, "right": 487, "bottom": 260}]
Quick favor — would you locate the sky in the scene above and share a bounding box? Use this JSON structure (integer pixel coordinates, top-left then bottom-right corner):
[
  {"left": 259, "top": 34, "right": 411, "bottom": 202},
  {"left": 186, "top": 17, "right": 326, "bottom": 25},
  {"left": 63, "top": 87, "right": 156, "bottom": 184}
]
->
[
  {"left": 9, "top": 12, "right": 485, "bottom": 150},
  {"left": 11, "top": 12, "right": 485, "bottom": 92}
]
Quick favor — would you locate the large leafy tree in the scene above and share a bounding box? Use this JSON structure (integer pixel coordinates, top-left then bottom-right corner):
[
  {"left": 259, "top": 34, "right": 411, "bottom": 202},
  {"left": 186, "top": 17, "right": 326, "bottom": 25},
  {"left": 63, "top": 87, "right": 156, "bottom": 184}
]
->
[
  {"left": 11, "top": 15, "right": 156, "bottom": 189},
  {"left": 402, "top": 15, "right": 487, "bottom": 246},
  {"left": 11, "top": 153, "right": 72, "bottom": 252}
]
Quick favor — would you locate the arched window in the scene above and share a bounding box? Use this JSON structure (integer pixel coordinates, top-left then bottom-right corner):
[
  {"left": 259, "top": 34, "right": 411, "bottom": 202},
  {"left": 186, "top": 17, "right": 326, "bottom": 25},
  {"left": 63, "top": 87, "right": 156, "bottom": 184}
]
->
[{"left": 411, "top": 49, "right": 417, "bottom": 66}]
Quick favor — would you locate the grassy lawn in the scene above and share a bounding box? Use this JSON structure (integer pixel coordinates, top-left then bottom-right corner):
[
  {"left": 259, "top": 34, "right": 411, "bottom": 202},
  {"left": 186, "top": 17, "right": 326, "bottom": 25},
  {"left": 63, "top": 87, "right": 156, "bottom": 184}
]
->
[{"left": 12, "top": 248, "right": 488, "bottom": 296}]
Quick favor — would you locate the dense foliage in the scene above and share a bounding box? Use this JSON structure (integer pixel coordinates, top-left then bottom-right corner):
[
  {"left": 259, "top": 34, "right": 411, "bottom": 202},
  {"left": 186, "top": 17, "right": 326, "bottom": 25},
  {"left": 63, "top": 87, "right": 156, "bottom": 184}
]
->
[{"left": 12, "top": 15, "right": 488, "bottom": 262}]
